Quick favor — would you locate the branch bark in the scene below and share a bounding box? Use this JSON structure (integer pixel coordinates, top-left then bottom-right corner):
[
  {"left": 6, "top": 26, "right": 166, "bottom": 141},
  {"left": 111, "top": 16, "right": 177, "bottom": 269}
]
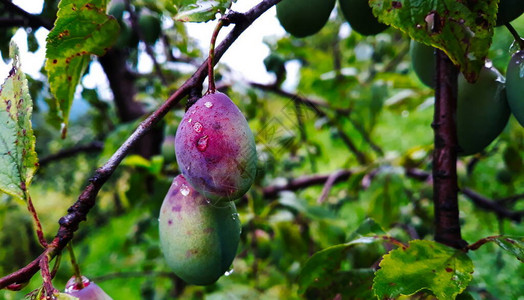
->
[
  {"left": 432, "top": 49, "right": 467, "bottom": 249},
  {"left": 0, "top": 0, "right": 282, "bottom": 289}
]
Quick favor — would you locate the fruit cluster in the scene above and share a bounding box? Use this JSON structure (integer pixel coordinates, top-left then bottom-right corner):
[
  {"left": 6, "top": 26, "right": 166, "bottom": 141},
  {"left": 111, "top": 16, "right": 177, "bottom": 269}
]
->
[
  {"left": 159, "top": 92, "right": 257, "bottom": 285},
  {"left": 410, "top": 40, "right": 523, "bottom": 156},
  {"left": 276, "top": 0, "right": 388, "bottom": 38}
]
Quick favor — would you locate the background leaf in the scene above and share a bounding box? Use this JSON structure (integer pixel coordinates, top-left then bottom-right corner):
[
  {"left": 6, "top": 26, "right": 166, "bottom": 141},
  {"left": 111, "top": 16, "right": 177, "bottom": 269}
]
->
[
  {"left": 369, "top": 0, "right": 497, "bottom": 82},
  {"left": 0, "top": 41, "right": 38, "bottom": 201},
  {"left": 492, "top": 236, "right": 524, "bottom": 262},
  {"left": 44, "top": 0, "right": 119, "bottom": 137},
  {"left": 173, "top": 0, "right": 234, "bottom": 22},
  {"left": 373, "top": 240, "right": 474, "bottom": 299}
]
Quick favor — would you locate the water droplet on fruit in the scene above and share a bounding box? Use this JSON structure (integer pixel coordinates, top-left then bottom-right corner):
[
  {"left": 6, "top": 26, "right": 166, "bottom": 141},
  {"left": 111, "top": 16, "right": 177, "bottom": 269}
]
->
[
  {"left": 180, "top": 185, "right": 190, "bottom": 196},
  {"left": 204, "top": 101, "right": 213, "bottom": 108},
  {"left": 188, "top": 118, "right": 192, "bottom": 123},
  {"left": 231, "top": 213, "right": 239, "bottom": 221},
  {"left": 519, "top": 63, "right": 524, "bottom": 78},
  {"left": 224, "top": 269, "right": 234, "bottom": 276},
  {"left": 193, "top": 122, "right": 203, "bottom": 133},
  {"left": 197, "top": 135, "right": 209, "bottom": 152},
  {"left": 510, "top": 41, "right": 520, "bottom": 53}
]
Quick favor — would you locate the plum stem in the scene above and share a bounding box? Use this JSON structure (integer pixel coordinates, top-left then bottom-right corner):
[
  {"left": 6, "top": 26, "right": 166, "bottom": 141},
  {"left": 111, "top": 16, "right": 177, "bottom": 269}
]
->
[
  {"left": 67, "top": 243, "right": 85, "bottom": 289},
  {"left": 504, "top": 23, "right": 524, "bottom": 50},
  {"left": 207, "top": 19, "right": 225, "bottom": 94}
]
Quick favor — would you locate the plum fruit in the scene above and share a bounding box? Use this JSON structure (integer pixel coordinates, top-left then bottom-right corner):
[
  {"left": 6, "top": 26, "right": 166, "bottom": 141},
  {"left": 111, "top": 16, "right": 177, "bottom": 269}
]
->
[
  {"left": 339, "top": 0, "right": 388, "bottom": 36},
  {"left": 158, "top": 175, "right": 241, "bottom": 285},
  {"left": 175, "top": 92, "right": 256, "bottom": 202},
  {"left": 457, "top": 66, "right": 510, "bottom": 156},
  {"left": 496, "top": 0, "right": 524, "bottom": 26},
  {"left": 276, "top": 0, "right": 336, "bottom": 38},
  {"left": 410, "top": 40, "right": 436, "bottom": 88},
  {"left": 505, "top": 50, "right": 524, "bottom": 127},
  {"left": 64, "top": 276, "right": 112, "bottom": 300},
  {"left": 138, "top": 13, "right": 161, "bottom": 45}
]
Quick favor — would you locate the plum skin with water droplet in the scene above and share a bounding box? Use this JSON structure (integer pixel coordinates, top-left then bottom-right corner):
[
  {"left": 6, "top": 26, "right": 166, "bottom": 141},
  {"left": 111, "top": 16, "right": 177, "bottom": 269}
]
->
[
  {"left": 64, "top": 276, "right": 112, "bottom": 300},
  {"left": 158, "top": 175, "right": 241, "bottom": 285},
  {"left": 175, "top": 92, "right": 257, "bottom": 202}
]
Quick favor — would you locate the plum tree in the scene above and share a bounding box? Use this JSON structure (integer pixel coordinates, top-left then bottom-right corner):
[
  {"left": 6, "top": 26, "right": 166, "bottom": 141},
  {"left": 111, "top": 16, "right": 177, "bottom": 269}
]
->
[
  {"left": 410, "top": 40, "right": 436, "bottom": 88},
  {"left": 158, "top": 175, "right": 241, "bottom": 285},
  {"left": 175, "top": 92, "right": 257, "bottom": 202},
  {"left": 339, "top": 0, "right": 388, "bottom": 36},
  {"left": 276, "top": 0, "right": 336, "bottom": 38},
  {"left": 64, "top": 276, "right": 112, "bottom": 300},
  {"left": 457, "top": 66, "right": 510, "bottom": 156},
  {"left": 505, "top": 50, "right": 524, "bottom": 127},
  {"left": 496, "top": 0, "right": 524, "bottom": 26}
]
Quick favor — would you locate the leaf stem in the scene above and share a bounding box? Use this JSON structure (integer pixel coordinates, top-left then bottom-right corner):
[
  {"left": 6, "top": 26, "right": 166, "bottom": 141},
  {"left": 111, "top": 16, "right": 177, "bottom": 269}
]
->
[{"left": 25, "top": 191, "right": 47, "bottom": 248}]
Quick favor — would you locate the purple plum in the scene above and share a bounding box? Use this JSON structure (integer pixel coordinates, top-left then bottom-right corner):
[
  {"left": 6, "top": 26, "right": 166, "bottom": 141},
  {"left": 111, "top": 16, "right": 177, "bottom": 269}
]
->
[
  {"left": 175, "top": 92, "right": 256, "bottom": 202},
  {"left": 64, "top": 276, "right": 112, "bottom": 300},
  {"left": 159, "top": 175, "right": 241, "bottom": 285}
]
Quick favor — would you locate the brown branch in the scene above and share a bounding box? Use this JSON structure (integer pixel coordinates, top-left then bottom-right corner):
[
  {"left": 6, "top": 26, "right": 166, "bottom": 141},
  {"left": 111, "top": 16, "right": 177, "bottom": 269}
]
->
[
  {"left": 0, "top": 0, "right": 282, "bottom": 290},
  {"left": 317, "top": 169, "right": 348, "bottom": 204},
  {"left": 0, "top": 0, "right": 53, "bottom": 30},
  {"left": 38, "top": 142, "right": 104, "bottom": 167},
  {"left": 432, "top": 49, "right": 467, "bottom": 249},
  {"left": 461, "top": 188, "right": 523, "bottom": 222},
  {"left": 263, "top": 169, "right": 353, "bottom": 199}
]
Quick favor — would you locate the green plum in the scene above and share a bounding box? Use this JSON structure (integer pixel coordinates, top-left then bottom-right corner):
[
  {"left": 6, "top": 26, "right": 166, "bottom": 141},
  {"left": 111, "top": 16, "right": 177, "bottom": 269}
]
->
[
  {"left": 339, "top": 0, "right": 388, "bottom": 36},
  {"left": 138, "top": 13, "right": 162, "bottom": 45},
  {"left": 505, "top": 50, "right": 524, "bottom": 127},
  {"left": 457, "top": 66, "right": 510, "bottom": 156},
  {"left": 276, "top": 0, "right": 336, "bottom": 38},
  {"left": 410, "top": 40, "right": 436, "bottom": 88},
  {"left": 159, "top": 175, "right": 241, "bottom": 285}
]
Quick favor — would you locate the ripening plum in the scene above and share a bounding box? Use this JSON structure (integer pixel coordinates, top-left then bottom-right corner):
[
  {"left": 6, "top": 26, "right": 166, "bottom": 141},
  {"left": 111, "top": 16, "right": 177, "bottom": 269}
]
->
[
  {"left": 159, "top": 175, "right": 241, "bottom": 285},
  {"left": 496, "top": 0, "right": 524, "bottom": 26},
  {"left": 64, "top": 276, "right": 112, "bottom": 300},
  {"left": 339, "top": 0, "right": 388, "bottom": 36},
  {"left": 410, "top": 40, "right": 436, "bottom": 88},
  {"left": 175, "top": 92, "right": 256, "bottom": 202},
  {"left": 457, "top": 66, "right": 510, "bottom": 156},
  {"left": 276, "top": 0, "right": 336, "bottom": 38},
  {"left": 505, "top": 50, "right": 524, "bottom": 127}
]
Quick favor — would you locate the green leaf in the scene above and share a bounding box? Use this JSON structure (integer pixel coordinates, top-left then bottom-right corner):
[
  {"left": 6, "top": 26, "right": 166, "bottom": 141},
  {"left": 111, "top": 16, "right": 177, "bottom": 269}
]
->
[
  {"left": 55, "top": 293, "right": 79, "bottom": 300},
  {"left": 492, "top": 236, "right": 524, "bottom": 262},
  {"left": 369, "top": 0, "right": 497, "bottom": 82},
  {"left": 0, "top": 41, "right": 39, "bottom": 201},
  {"left": 45, "top": 0, "right": 119, "bottom": 137},
  {"left": 173, "top": 0, "right": 234, "bottom": 22},
  {"left": 299, "top": 218, "right": 390, "bottom": 294},
  {"left": 373, "top": 240, "right": 474, "bottom": 299}
]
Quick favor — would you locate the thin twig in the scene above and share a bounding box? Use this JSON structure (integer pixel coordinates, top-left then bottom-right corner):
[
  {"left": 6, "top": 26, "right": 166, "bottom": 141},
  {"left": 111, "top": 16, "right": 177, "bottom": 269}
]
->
[
  {"left": 0, "top": 0, "right": 53, "bottom": 30},
  {"left": 38, "top": 141, "right": 104, "bottom": 167},
  {"left": 461, "top": 188, "right": 523, "bottom": 222},
  {"left": 504, "top": 23, "right": 524, "bottom": 50},
  {"left": 317, "top": 169, "right": 347, "bottom": 204}
]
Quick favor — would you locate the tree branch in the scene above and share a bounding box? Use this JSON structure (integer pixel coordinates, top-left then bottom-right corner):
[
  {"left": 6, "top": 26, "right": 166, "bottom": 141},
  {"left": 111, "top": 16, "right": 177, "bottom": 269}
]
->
[
  {"left": 38, "top": 142, "right": 104, "bottom": 167},
  {"left": 461, "top": 188, "right": 523, "bottom": 222},
  {"left": 0, "top": 0, "right": 282, "bottom": 289}
]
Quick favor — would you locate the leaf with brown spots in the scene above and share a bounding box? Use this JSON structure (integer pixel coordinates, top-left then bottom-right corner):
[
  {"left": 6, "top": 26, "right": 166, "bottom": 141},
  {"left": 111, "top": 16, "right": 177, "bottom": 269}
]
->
[
  {"left": 0, "top": 42, "right": 39, "bottom": 201},
  {"left": 369, "top": 0, "right": 498, "bottom": 82},
  {"left": 45, "top": 0, "right": 119, "bottom": 137},
  {"left": 373, "top": 240, "right": 474, "bottom": 299}
]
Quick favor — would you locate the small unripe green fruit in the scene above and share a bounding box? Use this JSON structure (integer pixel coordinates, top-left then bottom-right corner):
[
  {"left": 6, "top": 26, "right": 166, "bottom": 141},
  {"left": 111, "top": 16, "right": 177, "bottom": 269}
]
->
[
  {"left": 505, "top": 50, "right": 524, "bottom": 127},
  {"left": 159, "top": 175, "right": 241, "bottom": 285},
  {"left": 496, "top": 0, "right": 524, "bottom": 26},
  {"left": 276, "top": 0, "right": 336, "bottom": 38},
  {"left": 64, "top": 276, "right": 112, "bottom": 300},
  {"left": 339, "top": 0, "right": 388, "bottom": 36},
  {"left": 138, "top": 13, "right": 161, "bottom": 45},
  {"left": 410, "top": 41, "right": 436, "bottom": 88},
  {"left": 457, "top": 66, "right": 510, "bottom": 156}
]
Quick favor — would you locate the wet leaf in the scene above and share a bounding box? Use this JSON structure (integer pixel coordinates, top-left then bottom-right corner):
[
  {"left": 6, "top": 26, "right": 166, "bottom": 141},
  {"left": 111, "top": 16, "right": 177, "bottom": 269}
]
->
[
  {"left": 0, "top": 41, "right": 38, "bottom": 201},
  {"left": 173, "top": 0, "right": 235, "bottom": 22}
]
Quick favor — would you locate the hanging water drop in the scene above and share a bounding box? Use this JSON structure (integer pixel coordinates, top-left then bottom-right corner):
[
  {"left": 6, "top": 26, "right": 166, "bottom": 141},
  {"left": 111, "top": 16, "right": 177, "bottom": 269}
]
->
[
  {"left": 197, "top": 135, "right": 209, "bottom": 152},
  {"left": 180, "top": 185, "right": 190, "bottom": 196}
]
